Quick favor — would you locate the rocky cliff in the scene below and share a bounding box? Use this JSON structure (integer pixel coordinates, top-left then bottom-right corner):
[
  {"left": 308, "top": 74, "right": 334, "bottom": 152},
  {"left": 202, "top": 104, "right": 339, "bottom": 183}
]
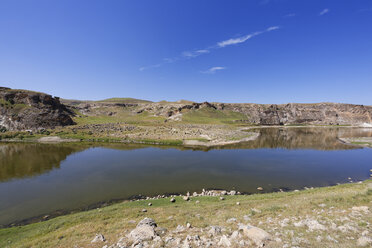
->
[
  {"left": 128, "top": 101, "right": 372, "bottom": 126},
  {"left": 221, "top": 102, "right": 372, "bottom": 126},
  {"left": 0, "top": 87, "right": 75, "bottom": 131}
]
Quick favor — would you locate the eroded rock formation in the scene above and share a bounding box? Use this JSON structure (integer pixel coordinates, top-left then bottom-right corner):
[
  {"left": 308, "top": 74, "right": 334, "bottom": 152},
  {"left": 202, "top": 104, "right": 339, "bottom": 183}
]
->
[{"left": 0, "top": 87, "right": 74, "bottom": 131}]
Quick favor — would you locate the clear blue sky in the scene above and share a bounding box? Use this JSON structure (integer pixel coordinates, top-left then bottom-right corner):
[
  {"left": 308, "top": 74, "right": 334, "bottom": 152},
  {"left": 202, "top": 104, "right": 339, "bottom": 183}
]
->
[{"left": 1, "top": 0, "right": 372, "bottom": 104}]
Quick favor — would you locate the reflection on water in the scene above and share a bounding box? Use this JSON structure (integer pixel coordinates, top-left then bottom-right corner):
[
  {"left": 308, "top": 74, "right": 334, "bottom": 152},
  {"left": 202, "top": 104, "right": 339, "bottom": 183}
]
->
[
  {"left": 0, "top": 144, "right": 84, "bottom": 182},
  {"left": 232, "top": 127, "right": 370, "bottom": 150},
  {"left": 0, "top": 127, "right": 371, "bottom": 226}
]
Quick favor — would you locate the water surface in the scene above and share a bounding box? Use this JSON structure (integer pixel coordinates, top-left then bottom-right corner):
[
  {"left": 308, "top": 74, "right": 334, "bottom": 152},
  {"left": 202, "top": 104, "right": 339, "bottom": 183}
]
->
[{"left": 1, "top": 127, "right": 372, "bottom": 226}]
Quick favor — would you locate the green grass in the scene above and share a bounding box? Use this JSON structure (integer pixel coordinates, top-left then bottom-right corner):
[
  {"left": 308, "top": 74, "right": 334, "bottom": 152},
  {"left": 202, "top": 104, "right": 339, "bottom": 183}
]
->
[
  {"left": 134, "top": 138, "right": 183, "bottom": 146},
  {"left": 0, "top": 99, "right": 30, "bottom": 113},
  {"left": 0, "top": 180, "right": 370, "bottom": 248},
  {"left": 73, "top": 110, "right": 166, "bottom": 125},
  {"left": 351, "top": 141, "right": 372, "bottom": 145},
  {"left": 181, "top": 108, "right": 248, "bottom": 124},
  {"left": 0, "top": 131, "right": 42, "bottom": 141}
]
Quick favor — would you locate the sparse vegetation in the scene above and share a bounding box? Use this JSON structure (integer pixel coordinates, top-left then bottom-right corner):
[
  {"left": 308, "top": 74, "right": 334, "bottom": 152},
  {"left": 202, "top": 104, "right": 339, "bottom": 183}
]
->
[
  {"left": 181, "top": 108, "right": 248, "bottom": 124},
  {"left": 0, "top": 180, "right": 370, "bottom": 248}
]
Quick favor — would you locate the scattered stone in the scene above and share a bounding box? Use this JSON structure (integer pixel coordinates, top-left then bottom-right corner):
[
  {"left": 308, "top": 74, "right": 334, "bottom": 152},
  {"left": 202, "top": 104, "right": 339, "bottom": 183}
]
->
[
  {"left": 155, "top": 226, "right": 167, "bottom": 235},
  {"left": 141, "top": 209, "right": 147, "bottom": 212},
  {"left": 137, "top": 218, "right": 157, "bottom": 227},
  {"left": 148, "top": 203, "right": 152, "bottom": 206},
  {"left": 230, "top": 230, "right": 240, "bottom": 240},
  {"left": 243, "top": 215, "right": 251, "bottom": 221},
  {"left": 91, "top": 233, "right": 105, "bottom": 243},
  {"left": 251, "top": 208, "right": 261, "bottom": 214},
  {"left": 352, "top": 206, "right": 369, "bottom": 213},
  {"left": 226, "top": 218, "right": 237, "bottom": 223},
  {"left": 357, "top": 236, "right": 372, "bottom": 247},
  {"left": 170, "top": 198, "right": 176, "bottom": 203},
  {"left": 293, "top": 219, "right": 325, "bottom": 231},
  {"left": 183, "top": 196, "right": 190, "bottom": 201},
  {"left": 218, "top": 235, "right": 231, "bottom": 247},
  {"left": 220, "top": 197, "right": 225, "bottom": 200},
  {"left": 195, "top": 200, "right": 200, "bottom": 204},
  {"left": 239, "top": 224, "right": 271, "bottom": 246},
  {"left": 128, "top": 218, "right": 158, "bottom": 244},
  {"left": 208, "top": 226, "right": 222, "bottom": 236},
  {"left": 236, "top": 202, "right": 240, "bottom": 205},
  {"left": 175, "top": 225, "right": 186, "bottom": 233},
  {"left": 230, "top": 190, "right": 236, "bottom": 195},
  {"left": 257, "top": 187, "right": 263, "bottom": 191},
  {"left": 186, "top": 223, "right": 192, "bottom": 229}
]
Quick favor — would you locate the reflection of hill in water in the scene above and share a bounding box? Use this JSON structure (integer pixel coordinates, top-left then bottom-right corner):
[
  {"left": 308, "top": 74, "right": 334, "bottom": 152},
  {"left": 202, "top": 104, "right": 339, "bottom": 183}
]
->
[
  {"left": 0, "top": 144, "right": 85, "bottom": 182},
  {"left": 1, "top": 128, "right": 371, "bottom": 181},
  {"left": 223, "top": 127, "right": 372, "bottom": 150},
  {"left": 0, "top": 143, "right": 177, "bottom": 182}
]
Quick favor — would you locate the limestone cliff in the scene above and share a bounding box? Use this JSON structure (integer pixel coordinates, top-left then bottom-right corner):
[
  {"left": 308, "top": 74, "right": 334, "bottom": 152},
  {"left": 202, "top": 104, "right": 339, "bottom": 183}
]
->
[{"left": 0, "top": 87, "right": 74, "bottom": 131}]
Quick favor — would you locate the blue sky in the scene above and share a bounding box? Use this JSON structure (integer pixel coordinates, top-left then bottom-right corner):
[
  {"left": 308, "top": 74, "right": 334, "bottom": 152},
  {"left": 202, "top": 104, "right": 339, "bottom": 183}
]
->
[{"left": 1, "top": 0, "right": 372, "bottom": 104}]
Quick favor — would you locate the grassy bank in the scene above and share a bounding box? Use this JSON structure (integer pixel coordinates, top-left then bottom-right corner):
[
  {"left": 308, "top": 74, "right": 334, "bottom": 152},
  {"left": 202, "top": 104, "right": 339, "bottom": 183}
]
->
[{"left": 1, "top": 180, "right": 371, "bottom": 248}]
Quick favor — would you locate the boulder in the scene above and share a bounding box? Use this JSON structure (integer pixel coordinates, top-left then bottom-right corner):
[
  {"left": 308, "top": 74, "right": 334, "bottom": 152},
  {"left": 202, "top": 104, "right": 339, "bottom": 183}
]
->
[
  {"left": 357, "top": 236, "right": 372, "bottom": 247},
  {"left": 128, "top": 218, "right": 158, "bottom": 244},
  {"left": 91, "top": 233, "right": 105, "bottom": 243},
  {"left": 239, "top": 225, "right": 271, "bottom": 246},
  {"left": 218, "top": 235, "right": 231, "bottom": 247}
]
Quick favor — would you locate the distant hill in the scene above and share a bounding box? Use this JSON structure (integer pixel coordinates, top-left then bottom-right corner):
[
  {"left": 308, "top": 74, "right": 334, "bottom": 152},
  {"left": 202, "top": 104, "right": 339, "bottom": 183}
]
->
[{"left": 99, "top": 98, "right": 152, "bottom": 104}]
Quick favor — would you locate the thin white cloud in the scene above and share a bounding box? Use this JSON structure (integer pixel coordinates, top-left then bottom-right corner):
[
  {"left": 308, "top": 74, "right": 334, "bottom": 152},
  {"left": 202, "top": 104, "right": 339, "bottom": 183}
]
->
[
  {"left": 217, "top": 32, "right": 261, "bottom": 47},
  {"left": 319, "top": 9, "right": 329, "bottom": 16},
  {"left": 201, "top": 66, "right": 226, "bottom": 74},
  {"left": 139, "top": 64, "right": 161, "bottom": 71},
  {"left": 284, "top": 13, "right": 296, "bottom": 18},
  {"left": 139, "top": 26, "right": 280, "bottom": 71},
  {"left": 267, "top": 26, "right": 280, "bottom": 31},
  {"left": 218, "top": 26, "right": 279, "bottom": 48},
  {"left": 182, "top": 49, "right": 210, "bottom": 58}
]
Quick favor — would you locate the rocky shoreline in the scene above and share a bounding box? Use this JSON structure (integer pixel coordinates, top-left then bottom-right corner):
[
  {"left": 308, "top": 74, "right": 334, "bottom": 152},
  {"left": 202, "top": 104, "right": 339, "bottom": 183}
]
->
[
  {"left": 1, "top": 181, "right": 371, "bottom": 248},
  {"left": 88, "top": 183, "right": 372, "bottom": 248}
]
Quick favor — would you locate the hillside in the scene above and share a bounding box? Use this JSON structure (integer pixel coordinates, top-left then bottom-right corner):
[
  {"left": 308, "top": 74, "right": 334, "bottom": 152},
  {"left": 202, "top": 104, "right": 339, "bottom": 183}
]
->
[{"left": 0, "top": 87, "right": 74, "bottom": 131}]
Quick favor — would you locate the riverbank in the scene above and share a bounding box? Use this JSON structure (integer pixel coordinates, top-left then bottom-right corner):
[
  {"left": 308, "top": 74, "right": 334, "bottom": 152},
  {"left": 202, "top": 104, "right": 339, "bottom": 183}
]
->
[
  {"left": 1, "top": 180, "right": 371, "bottom": 248},
  {"left": 1, "top": 124, "right": 372, "bottom": 148}
]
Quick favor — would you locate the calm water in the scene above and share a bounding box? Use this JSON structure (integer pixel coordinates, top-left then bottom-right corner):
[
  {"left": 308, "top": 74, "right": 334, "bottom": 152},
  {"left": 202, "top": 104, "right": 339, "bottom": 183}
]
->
[{"left": 1, "top": 127, "right": 372, "bottom": 226}]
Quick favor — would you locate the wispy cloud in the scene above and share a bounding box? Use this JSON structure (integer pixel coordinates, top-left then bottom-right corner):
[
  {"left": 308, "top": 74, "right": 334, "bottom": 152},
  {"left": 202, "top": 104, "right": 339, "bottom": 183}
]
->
[
  {"left": 139, "top": 64, "right": 161, "bottom": 71},
  {"left": 217, "top": 26, "right": 279, "bottom": 48},
  {"left": 182, "top": 49, "right": 210, "bottom": 58},
  {"left": 217, "top": 32, "right": 262, "bottom": 47},
  {"left": 319, "top": 8, "right": 329, "bottom": 16},
  {"left": 284, "top": 13, "right": 296, "bottom": 18},
  {"left": 201, "top": 66, "right": 226, "bottom": 74},
  {"left": 139, "top": 26, "right": 280, "bottom": 71}
]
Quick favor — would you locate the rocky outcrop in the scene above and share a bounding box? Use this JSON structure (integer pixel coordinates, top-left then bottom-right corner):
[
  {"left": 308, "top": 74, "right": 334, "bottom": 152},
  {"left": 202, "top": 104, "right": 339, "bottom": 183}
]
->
[
  {"left": 222, "top": 102, "right": 372, "bottom": 126},
  {"left": 134, "top": 101, "right": 372, "bottom": 126},
  {"left": 0, "top": 87, "right": 74, "bottom": 131}
]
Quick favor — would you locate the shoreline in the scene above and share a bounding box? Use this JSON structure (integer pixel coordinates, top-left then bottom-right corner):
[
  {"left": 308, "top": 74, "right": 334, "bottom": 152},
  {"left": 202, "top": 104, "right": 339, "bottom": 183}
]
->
[
  {"left": 1, "top": 178, "right": 369, "bottom": 229},
  {"left": 1, "top": 180, "right": 371, "bottom": 247},
  {"left": 1, "top": 124, "right": 371, "bottom": 147}
]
